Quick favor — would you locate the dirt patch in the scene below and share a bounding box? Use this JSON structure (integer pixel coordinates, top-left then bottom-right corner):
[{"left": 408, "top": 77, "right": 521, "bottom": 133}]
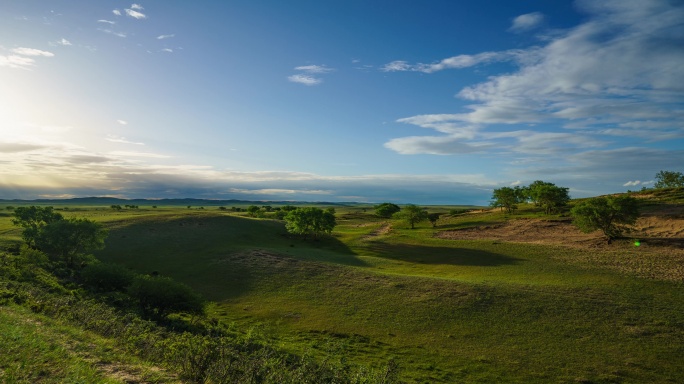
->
[
  {"left": 362, "top": 223, "right": 392, "bottom": 240},
  {"left": 437, "top": 213, "right": 684, "bottom": 281},
  {"left": 437, "top": 218, "right": 607, "bottom": 248},
  {"left": 438, "top": 214, "right": 684, "bottom": 250}
]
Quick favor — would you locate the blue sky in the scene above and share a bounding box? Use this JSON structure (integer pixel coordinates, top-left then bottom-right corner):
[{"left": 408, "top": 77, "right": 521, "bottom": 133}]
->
[{"left": 1, "top": 0, "right": 683, "bottom": 205}]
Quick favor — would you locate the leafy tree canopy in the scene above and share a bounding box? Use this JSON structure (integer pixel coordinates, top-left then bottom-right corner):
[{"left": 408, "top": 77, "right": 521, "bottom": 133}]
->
[
  {"left": 393, "top": 204, "right": 428, "bottom": 229},
  {"left": 12, "top": 206, "right": 64, "bottom": 247},
  {"left": 654, "top": 170, "right": 684, "bottom": 189},
  {"left": 374, "top": 203, "right": 401, "bottom": 218},
  {"left": 571, "top": 195, "right": 639, "bottom": 241},
  {"left": 284, "top": 207, "right": 336, "bottom": 239},
  {"left": 490, "top": 187, "right": 522, "bottom": 214}
]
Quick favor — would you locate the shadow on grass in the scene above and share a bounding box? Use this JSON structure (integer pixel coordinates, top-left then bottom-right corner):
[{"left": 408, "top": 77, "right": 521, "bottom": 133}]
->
[
  {"left": 362, "top": 240, "right": 521, "bottom": 266},
  {"left": 95, "top": 213, "right": 368, "bottom": 301}
]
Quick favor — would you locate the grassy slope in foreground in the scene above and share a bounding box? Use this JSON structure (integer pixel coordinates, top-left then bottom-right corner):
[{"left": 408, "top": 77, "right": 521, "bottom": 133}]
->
[
  {"left": 91, "top": 206, "right": 684, "bottom": 383},
  {"left": 0, "top": 305, "right": 178, "bottom": 383}
]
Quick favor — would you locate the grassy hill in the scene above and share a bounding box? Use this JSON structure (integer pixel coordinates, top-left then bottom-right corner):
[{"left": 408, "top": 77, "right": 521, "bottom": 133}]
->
[{"left": 2, "top": 195, "right": 684, "bottom": 383}]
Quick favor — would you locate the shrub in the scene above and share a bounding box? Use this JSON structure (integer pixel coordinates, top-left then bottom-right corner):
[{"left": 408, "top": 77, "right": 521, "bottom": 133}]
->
[
  {"left": 129, "top": 275, "right": 206, "bottom": 318},
  {"left": 81, "top": 262, "right": 135, "bottom": 292}
]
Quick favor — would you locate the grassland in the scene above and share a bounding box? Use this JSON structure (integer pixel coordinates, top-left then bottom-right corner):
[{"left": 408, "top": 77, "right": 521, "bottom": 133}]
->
[{"left": 1, "top": 199, "right": 684, "bottom": 383}]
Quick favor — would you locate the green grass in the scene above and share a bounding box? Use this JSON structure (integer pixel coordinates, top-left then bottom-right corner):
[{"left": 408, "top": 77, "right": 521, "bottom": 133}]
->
[
  {"left": 80, "top": 206, "right": 684, "bottom": 383},
  {"left": 3, "top": 202, "right": 684, "bottom": 383},
  {"left": 0, "top": 305, "right": 177, "bottom": 383}
]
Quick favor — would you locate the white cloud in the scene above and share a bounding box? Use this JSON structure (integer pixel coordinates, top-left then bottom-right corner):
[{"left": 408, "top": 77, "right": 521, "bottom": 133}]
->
[
  {"left": 112, "top": 9, "right": 122, "bottom": 16},
  {"left": 0, "top": 55, "right": 35, "bottom": 69},
  {"left": 131, "top": 4, "right": 144, "bottom": 10},
  {"left": 110, "top": 151, "right": 170, "bottom": 158},
  {"left": 99, "top": 29, "right": 127, "bottom": 38},
  {"left": 385, "top": 0, "right": 684, "bottom": 159},
  {"left": 106, "top": 135, "right": 144, "bottom": 145},
  {"left": 382, "top": 50, "right": 526, "bottom": 73},
  {"left": 288, "top": 74, "right": 322, "bottom": 86},
  {"left": 509, "top": 12, "right": 545, "bottom": 33},
  {"left": 56, "top": 38, "right": 71, "bottom": 46},
  {"left": 117, "top": 120, "right": 128, "bottom": 125},
  {"left": 98, "top": 19, "right": 116, "bottom": 25},
  {"left": 623, "top": 180, "right": 641, "bottom": 187},
  {"left": 125, "top": 8, "right": 147, "bottom": 19},
  {"left": 11, "top": 47, "right": 54, "bottom": 57},
  {"left": 161, "top": 48, "right": 173, "bottom": 53},
  {"left": 294, "top": 65, "right": 333, "bottom": 74},
  {"left": 381, "top": 60, "right": 412, "bottom": 72},
  {"left": 510, "top": 180, "right": 522, "bottom": 186},
  {"left": 228, "top": 188, "right": 333, "bottom": 196},
  {"left": 288, "top": 64, "right": 334, "bottom": 86},
  {"left": 157, "top": 34, "right": 175, "bottom": 40}
]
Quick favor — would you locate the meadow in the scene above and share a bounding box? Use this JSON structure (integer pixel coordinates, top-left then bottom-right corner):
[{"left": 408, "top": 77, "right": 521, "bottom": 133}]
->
[{"left": 1, "top": 198, "right": 683, "bottom": 383}]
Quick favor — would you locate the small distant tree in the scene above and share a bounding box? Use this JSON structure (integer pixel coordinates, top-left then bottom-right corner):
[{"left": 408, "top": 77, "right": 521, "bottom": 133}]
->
[
  {"left": 110, "top": 204, "right": 122, "bottom": 210},
  {"left": 5, "top": 206, "right": 14, "bottom": 211},
  {"left": 393, "top": 204, "right": 428, "bottom": 229},
  {"left": 152, "top": 205, "right": 158, "bottom": 209},
  {"left": 284, "top": 207, "right": 336, "bottom": 239},
  {"left": 375, "top": 203, "right": 401, "bottom": 218},
  {"left": 654, "top": 170, "right": 684, "bottom": 189},
  {"left": 218, "top": 206, "right": 227, "bottom": 211},
  {"left": 427, "top": 213, "right": 441, "bottom": 228},
  {"left": 246, "top": 205, "right": 261, "bottom": 217},
  {"left": 281, "top": 205, "right": 297, "bottom": 212},
  {"left": 490, "top": 187, "right": 521, "bottom": 214},
  {"left": 571, "top": 195, "right": 640, "bottom": 241}
]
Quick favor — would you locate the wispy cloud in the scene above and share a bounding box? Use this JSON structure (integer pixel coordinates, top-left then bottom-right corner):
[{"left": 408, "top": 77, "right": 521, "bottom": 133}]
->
[
  {"left": 131, "top": 4, "right": 144, "bottom": 10},
  {"left": 53, "top": 38, "right": 71, "bottom": 46},
  {"left": 382, "top": 50, "right": 526, "bottom": 73},
  {"left": 11, "top": 47, "right": 54, "bottom": 57},
  {"left": 161, "top": 48, "right": 173, "bottom": 53},
  {"left": 509, "top": 12, "right": 545, "bottom": 33},
  {"left": 385, "top": 0, "right": 684, "bottom": 164},
  {"left": 117, "top": 120, "right": 128, "bottom": 125},
  {"left": 157, "top": 34, "right": 175, "bottom": 40},
  {"left": 287, "top": 74, "right": 322, "bottom": 86},
  {"left": 125, "top": 8, "right": 147, "bottom": 20},
  {"left": 98, "top": 19, "right": 116, "bottom": 25},
  {"left": 99, "top": 29, "right": 127, "bottom": 38},
  {"left": 288, "top": 64, "right": 334, "bottom": 86},
  {"left": 294, "top": 65, "right": 333, "bottom": 74},
  {"left": 106, "top": 135, "right": 144, "bottom": 145},
  {"left": 0, "top": 55, "right": 35, "bottom": 69},
  {"left": 112, "top": 9, "right": 122, "bottom": 16}
]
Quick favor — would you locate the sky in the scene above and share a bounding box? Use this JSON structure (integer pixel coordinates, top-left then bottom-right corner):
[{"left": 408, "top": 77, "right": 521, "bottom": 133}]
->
[{"left": 1, "top": 0, "right": 683, "bottom": 205}]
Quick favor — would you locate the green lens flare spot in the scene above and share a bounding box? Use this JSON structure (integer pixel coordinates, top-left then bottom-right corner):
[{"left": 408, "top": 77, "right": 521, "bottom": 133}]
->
[{"left": 634, "top": 241, "right": 641, "bottom": 247}]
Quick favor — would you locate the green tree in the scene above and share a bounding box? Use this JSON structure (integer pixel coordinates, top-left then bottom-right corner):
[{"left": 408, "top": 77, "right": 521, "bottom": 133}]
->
[
  {"left": 571, "top": 195, "right": 640, "bottom": 241},
  {"left": 81, "top": 262, "right": 135, "bottom": 292},
  {"left": 284, "top": 207, "right": 336, "bottom": 239},
  {"left": 535, "top": 184, "right": 570, "bottom": 214},
  {"left": 490, "top": 187, "right": 521, "bottom": 214},
  {"left": 246, "top": 205, "right": 261, "bottom": 217},
  {"left": 129, "top": 275, "right": 206, "bottom": 318},
  {"left": 654, "top": 170, "right": 684, "bottom": 189},
  {"left": 12, "top": 206, "right": 64, "bottom": 247},
  {"left": 393, "top": 204, "right": 428, "bottom": 229},
  {"left": 374, "top": 203, "right": 401, "bottom": 218},
  {"left": 34, "top": 218, "right": 108, "bottom": 267},
  {"left": 427, "top": 213, "right": 441, "bottom": 228}
]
